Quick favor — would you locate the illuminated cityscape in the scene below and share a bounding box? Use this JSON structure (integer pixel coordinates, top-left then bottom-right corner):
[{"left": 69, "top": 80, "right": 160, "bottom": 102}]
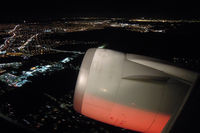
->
[{"left": 0, "top": 17, "right": 200, "bottom": 133}]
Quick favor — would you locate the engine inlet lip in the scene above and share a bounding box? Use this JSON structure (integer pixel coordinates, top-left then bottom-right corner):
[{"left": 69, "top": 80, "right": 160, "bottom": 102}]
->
[{"left": 73, "top": 48, "right": 97, "bottom": 113}]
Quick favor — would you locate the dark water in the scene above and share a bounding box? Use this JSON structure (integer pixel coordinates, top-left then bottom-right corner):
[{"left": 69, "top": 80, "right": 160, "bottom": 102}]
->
[{"left": 0, "top": 17, "right": 200, "bottom": 133}]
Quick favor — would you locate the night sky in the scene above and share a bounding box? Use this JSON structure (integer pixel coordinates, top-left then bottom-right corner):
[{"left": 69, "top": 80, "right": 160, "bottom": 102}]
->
[{"left": 0, "top": 0, "right": 199, "bottom": 21}]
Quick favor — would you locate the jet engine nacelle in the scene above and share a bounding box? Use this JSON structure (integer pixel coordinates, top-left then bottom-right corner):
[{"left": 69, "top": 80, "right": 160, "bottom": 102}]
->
[{"left": 73, "top": 48, "right": 198, "bottom": 133}]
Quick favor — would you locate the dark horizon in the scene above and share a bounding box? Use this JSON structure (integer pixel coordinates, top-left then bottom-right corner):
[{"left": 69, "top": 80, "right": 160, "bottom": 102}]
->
[{"left": 0, "top": 1, "right": 200, "bottom": 22}]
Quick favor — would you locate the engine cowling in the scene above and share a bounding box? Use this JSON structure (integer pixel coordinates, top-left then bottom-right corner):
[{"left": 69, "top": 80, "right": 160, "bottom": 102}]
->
[{"left": 73, "top": 48, "right": 198, "bottom": 133}]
